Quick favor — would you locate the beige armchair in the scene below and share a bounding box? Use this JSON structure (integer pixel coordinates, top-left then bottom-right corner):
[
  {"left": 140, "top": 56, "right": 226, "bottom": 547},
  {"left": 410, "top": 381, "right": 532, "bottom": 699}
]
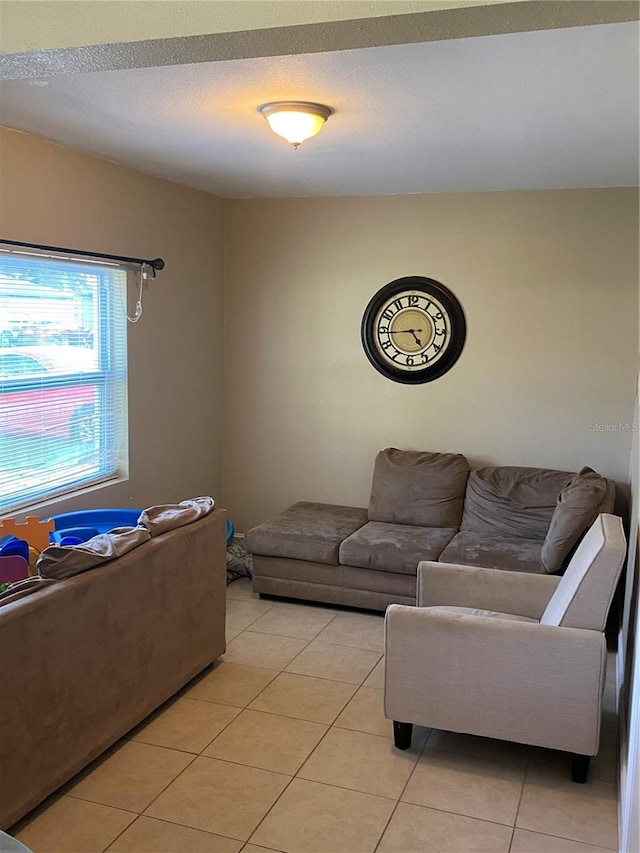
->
[{"left": 384, "top": 513, "right": 626, "bottom": 782}]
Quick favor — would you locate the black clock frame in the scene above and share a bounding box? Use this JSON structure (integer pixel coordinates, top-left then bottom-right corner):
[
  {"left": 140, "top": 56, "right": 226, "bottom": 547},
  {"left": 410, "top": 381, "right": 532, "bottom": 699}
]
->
[{"left": 361, "top": 276, "right": 466, "bottom": 385}]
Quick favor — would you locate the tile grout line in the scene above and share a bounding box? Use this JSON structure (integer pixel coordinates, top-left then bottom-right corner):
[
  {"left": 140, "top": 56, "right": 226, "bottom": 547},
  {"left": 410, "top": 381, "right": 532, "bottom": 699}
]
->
[
  {"left": 225, "top": 597, "right": 278, "bottom": 633},
  {"left": 106, "top": 804, "right": 247, "bottom": 846},
  {"left": 225, "top": 615, "right": 327, "bottom": 669},
  {"left": 83, "top": 747, "right": 201, "bottom": 853},
  {"left": 225, "top": 631, "right": 383, "bottom": 684},
  {"left": 393, "top": 800, "right": 527, "bottom": 830},
  {"left": 228, "top": 595, "right": 384, "bottom": 650},
  {"left": 254, "top": 666, "right": 415, "bottom": 850},
  {"left": 101, "top": 813, "right": 140, "bottom": 853},
  {"left": 194, "top": 640, "right": 374, "bottom": 722},
  {"left": 151, "top": 619, "right": 326, "bottom": 780},
  {"left": 210, "top": 653, "right": 375, "bottom": 847},
  {"left": 214, "top": 601, "right": 384, "bottom": 848},
  {"left": 107, "top": 606, "right": 371, "bottom": 850},
  {"left": 103, "top": 812, "right": 247, "bottom": 853},
  {"left": 373, "top": 732, "right": 539, "bottom": 846},
  {"left": 507, "top": 747, "right": 530, "bottom": 852},
  {"left": 372, "top": 726, "right": 432, "bottom": 852},
  {"left": 241, "top": 736, "right": 329, "bottom": 847},
  {"left": 251, "top": 666, "right": 370, "bottom": 690},
  {"left": 243, "top": 652, "right": 384, "bottom": 849},
  {"left": 231, "top": 629, "right": 384, "bottom": 656},
  {"left": 90, "top": 665, "right": 271, "bottom": 851},
  {"left": 101, "top": 810, "right": 148, "bottom": 853}
]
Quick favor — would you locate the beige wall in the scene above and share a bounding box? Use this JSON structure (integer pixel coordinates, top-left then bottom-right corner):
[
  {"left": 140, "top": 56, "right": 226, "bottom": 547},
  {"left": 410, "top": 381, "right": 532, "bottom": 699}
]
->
[
  {"left": 0, "top": 127, "right": 226, "bottom": 519},
  {"left": 2, "top": 131, "right": 637, "bottom": 533},
  {"left": 223, "top": 189, "right": 639, "bottom": 531}
]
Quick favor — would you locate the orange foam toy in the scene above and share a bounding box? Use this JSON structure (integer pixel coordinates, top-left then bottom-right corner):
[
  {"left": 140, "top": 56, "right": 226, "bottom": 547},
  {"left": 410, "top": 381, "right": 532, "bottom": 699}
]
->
[{"left": 0, "top": 516, "right": 55, "bottom": 554}]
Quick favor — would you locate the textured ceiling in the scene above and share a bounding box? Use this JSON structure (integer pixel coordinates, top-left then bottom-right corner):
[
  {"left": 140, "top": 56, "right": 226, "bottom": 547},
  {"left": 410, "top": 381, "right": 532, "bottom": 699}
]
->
[
  {"left": 0, "top": 4, "right": 637, "bottom": 199},
  {"left": 1, "top": 1, "right": 474, "bottom": 54}
]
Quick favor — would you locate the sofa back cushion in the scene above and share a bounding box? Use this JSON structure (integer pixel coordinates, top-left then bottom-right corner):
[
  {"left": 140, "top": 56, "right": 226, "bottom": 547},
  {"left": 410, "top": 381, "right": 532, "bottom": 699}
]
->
[
  {"left": 368, "top": 448, "right": 470, "bottom": 528},
  {"left": 541, "top": 467, "right": 611, "bottom": 573},
  {"left": 460, "top": 466, "right": 573, "bottom": 539},
  {"left": 541, "top": 513, "right": 625, "bottom": 630}
]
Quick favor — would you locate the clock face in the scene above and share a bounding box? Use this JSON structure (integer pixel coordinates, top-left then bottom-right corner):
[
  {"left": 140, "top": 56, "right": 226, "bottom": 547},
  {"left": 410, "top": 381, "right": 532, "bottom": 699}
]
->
[{"left": 361, "top": 277, "right": 466, "bottom": 384}]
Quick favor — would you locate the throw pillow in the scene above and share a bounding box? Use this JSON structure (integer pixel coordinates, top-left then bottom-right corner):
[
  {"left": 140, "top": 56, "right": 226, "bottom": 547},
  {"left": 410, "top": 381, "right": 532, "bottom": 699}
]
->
[
  {"left": 367, "top": 448, "right": 470, "bottom": 528},
  {"left": 541, "top": 466, "right": 608, "bottom": 573}
]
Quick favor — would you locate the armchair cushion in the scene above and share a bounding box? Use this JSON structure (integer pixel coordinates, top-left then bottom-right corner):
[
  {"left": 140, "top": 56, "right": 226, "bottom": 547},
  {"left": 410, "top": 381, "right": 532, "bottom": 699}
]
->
[
  {"left": 541, "top": 468, "right": 609, "bottom": 572},
  {"left": 417, "top": 561, "right": 561, "bottom": 618},
  {"left": 368, "top": 448, "right": 469, "bottom": 528},
  {"left": 428, "top": 605, "right": 538, "bottom": 623}
]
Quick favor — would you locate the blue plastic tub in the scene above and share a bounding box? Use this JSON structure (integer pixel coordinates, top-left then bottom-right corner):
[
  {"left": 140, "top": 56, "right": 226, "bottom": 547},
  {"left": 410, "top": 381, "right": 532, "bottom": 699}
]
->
[
  {"left": 48, "top": 509, "right": 142, "bottom": 544},
  {"left": 0, "top": 536, "right": 29, "bottom": 561}
]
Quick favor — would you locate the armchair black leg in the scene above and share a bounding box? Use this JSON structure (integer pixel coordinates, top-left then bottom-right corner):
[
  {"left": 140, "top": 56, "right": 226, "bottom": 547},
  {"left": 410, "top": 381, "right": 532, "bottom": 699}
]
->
[
  {"left": 393, "top": 721, "right": 413, "bottom": 750},
  {"left": 571, "top": 754, "right": 591, "bottom": 783}
]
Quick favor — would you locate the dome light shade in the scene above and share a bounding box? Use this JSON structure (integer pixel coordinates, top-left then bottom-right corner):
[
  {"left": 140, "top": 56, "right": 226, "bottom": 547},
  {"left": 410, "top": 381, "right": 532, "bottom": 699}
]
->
[{"left": 258, "top": 101, "right": 333, "bottom": 148}]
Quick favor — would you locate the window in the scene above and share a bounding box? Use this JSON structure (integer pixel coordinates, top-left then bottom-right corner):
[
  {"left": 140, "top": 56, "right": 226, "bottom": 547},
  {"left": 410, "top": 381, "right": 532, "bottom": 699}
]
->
[{"left": 0, "top": 253, "right": 128, "bottom": 513}]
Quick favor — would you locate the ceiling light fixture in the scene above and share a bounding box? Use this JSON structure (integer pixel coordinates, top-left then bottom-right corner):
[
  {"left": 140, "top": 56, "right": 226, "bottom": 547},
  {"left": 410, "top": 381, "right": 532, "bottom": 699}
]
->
[{"left": 258, "top": 101, "right": 333, "bottom": 149}]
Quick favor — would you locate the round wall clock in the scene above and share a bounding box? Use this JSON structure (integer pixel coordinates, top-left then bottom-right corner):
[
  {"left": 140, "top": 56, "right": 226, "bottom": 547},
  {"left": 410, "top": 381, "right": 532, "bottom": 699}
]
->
[{"left": 361, "top": 276, "right": 466, "bottom": 384}]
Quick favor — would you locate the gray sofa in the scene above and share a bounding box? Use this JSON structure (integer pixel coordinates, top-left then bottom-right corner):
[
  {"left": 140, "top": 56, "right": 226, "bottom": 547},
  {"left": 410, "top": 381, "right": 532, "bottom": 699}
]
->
[
  {"left": 0, "top": 507, "right": 227, "bottom": 831},
  {"left": 245, "top": 449, "right": 615, "bottom": 610}
]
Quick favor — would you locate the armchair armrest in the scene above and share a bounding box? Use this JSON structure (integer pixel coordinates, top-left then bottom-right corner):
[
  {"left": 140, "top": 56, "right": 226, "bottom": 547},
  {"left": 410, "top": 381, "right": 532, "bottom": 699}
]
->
[
  {"left": 417, "top": 561, "right": 561, "bottom": 619},
  {"left": 384, "top": 604, "right": 607, "bottom": 755}
]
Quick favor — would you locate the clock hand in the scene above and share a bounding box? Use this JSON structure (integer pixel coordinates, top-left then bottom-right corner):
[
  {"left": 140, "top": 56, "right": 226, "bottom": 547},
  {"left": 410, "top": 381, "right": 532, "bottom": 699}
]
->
[{"left": 388, "top": 329, "right": 423, "bottom": 346}]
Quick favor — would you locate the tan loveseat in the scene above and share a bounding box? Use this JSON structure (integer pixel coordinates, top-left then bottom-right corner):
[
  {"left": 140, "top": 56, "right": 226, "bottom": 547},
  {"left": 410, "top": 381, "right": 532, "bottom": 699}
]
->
[
  {"left": 0, "top": 507, "right": 227, "bottom": 830},
  {"left": 245, "top": 449, "right": 615, "bottom": 610}
]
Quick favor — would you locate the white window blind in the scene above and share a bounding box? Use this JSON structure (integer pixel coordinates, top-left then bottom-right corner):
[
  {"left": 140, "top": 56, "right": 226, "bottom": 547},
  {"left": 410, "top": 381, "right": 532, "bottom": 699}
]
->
[{"left": 0, "top": 252, "right": 128, "bottom": 513}]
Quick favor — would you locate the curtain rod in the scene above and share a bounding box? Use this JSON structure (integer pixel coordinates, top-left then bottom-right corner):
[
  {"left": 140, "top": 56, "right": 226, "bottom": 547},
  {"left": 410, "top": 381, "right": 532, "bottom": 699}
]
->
[{"left": 0, "top": 238, "right": 165, "bottom": 273}]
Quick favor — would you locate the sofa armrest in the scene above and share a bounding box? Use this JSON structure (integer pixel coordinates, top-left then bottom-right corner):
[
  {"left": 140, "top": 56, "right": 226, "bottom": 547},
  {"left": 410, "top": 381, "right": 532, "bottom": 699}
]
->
[
  {"left": 384, "top": 604, "right": 607, "bottom": 755},
  {"left": 417, "top": 561, "right": 561, "bottom": 619}
]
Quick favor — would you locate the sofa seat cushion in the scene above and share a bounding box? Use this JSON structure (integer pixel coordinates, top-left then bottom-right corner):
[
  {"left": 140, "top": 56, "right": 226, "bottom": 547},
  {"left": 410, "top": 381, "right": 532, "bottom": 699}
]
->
[
  {"left": 368, "top": 448, "right": 470, "bottom": 528},
  {"left": 429, "top": 605, "right": 538, "bottom": 623},
  {"left": 439, "top": 531, "right": 546, "bottom": 573},
  {"left": 339, "top": 522, "right": 458, "bottom": 575},
  {"left": 245, "top": 502, "right": 368, "bottom": 566},
  {"left": 460, "top": 467, "right": 573, "bottom": 539}
]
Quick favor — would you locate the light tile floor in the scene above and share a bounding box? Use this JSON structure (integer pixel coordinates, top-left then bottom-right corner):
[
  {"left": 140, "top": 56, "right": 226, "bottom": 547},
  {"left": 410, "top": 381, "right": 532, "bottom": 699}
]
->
[{"left": 10, "top": 578, "right": 620, "bottom": 853}]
